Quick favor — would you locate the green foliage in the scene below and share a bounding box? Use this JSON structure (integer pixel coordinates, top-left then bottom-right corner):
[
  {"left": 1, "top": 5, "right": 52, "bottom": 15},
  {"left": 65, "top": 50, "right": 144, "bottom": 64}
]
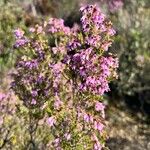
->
[
  {"left": 111, "top": 0, "right": 150, "bottom": 100},
  {"left": 0, "top": 1, "right": 26, "bottom": 76}
]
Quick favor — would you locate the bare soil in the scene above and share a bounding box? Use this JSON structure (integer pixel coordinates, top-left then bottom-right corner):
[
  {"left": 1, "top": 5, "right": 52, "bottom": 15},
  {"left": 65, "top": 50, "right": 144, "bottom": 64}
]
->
[{"left": 106, "top": 100, "right": 150, "bottom": 150}]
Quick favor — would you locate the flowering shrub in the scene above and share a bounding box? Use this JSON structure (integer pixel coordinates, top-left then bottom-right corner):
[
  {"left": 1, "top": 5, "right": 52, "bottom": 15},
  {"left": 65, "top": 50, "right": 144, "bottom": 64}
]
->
[{"left": 11, "top": 4, "right": 118, "bottom": 149}]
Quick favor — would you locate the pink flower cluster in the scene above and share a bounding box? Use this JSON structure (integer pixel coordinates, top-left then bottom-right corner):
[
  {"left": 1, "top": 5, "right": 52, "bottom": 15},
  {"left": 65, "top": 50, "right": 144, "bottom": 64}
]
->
[
  {"left": 92, "top": 133, "right": 103, "bottom": 150},
  {"left": 46, "top": 18, "right": 71, "bottom": 35},
  {"left": 80, "top": 5, "right": 116, "bottom": 50},
  {"left": 69, "top": 48, "right": 118, "bottom": 95},
  {"left": 14, "top": 28, "right": 28, "bottom": 48}
]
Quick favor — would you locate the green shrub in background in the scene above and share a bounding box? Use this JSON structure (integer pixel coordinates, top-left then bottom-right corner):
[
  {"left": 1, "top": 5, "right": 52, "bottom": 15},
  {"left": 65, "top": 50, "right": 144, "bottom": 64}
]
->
[
  {"left": 111, "top": 0, "right": 150, "bottom": 100},
  {"left": 0, "top": 1, "right": 27, "bottom": 79},
  {"left": 33, "top": 0, "right": 80, "bottom": 18}
]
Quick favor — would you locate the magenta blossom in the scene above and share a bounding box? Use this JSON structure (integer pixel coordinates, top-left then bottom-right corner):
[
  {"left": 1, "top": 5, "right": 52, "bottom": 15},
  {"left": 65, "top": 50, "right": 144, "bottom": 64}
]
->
[
  {"left": 14, "top": 28, "right": 24, "bottom": 39},
  {"left": 95, "top": 102, "right": 105, "bottom": 112},
  {"left": 47, "top": 116, "right": 56, "bottom": 127}
]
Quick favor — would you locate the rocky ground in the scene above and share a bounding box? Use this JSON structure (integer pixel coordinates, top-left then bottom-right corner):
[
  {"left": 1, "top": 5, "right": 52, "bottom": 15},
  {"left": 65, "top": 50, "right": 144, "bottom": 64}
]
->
[{"left": 106, "top": 99, "right": 150, "bottom": 150}]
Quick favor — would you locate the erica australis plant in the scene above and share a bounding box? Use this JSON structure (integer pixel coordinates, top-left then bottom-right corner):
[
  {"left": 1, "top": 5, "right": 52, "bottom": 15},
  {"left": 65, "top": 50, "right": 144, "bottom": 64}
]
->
[{"left": 12, "top": 4, "right": 118, "bottom": 149}]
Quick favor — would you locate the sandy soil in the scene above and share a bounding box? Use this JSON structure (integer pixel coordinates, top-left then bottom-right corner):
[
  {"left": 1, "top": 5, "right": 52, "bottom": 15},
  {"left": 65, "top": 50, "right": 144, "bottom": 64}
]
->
[{"left": 106, "top": 100, "right": 150, "bottom": 150}]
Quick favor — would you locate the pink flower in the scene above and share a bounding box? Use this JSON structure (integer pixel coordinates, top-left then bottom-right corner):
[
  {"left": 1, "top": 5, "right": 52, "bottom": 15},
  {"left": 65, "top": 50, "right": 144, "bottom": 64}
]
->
[
  {"left": 31, "top": 99, "right": 36, "bottom": 105},
  {"left": 54, "top": 138, "right": 60, "bottom": 144},
  {"left": 94, "top": 142, "right": 102, "bottom": 150},
  {"left": 14, "top": 28, "right": 24, "bottom": 39},
  {"left": 53, "top": 138, "right": 61, "bottom": 148},
  {"left": 47, "top": 18, "right": 71, "bottom": 35},
  {"left": 92, "top": 134, "right": 102, "bottom": 150},
  {"left": 107, "top": 28, "right": 116, "bottom": 36},
  {"left": 52, "top": 47, "right": 58, "bottom": 54},
  {"left": 89, "top": 115, "right": 94, "bottom": 123},
  {"left": 64, "top": 133, "right": 71, "bottom": 140},
  {"left": 37, "top": 25, "right": 43, "bottom": 34},
  {"left": 95, "top": 102, "right": 105, "bottom": 112},
  {"left": 14, "top": 38, "right": 28, "bottom": 48},
  {"left": 83, "top": 113, "right": 90, "bottom": 122},
  {"left": 0, "top": 93, "right": 6, "bottom": 100},
  {"left": 92, "top": 134, "right": 99, "bottom": 142},
  {"left": 47, "top": 116, "right": 56, "bottom": 127},
  {"left": 54, "top": 95, "right": 63, "bottom": 110},
  {"left": 94, "top": 121, "right": 104, "bottom": 132},
  {"left": 29, "top": 27, "right": 35, "bottom": 33},
  {"left": 101, "top": 42, "right": 112, "bottom": 51}
]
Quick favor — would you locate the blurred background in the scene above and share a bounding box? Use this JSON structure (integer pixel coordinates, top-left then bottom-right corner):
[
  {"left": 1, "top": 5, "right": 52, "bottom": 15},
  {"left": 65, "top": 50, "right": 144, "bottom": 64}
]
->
[{"left": 0, "top": 0, "right": 150, "bottom": 149}]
